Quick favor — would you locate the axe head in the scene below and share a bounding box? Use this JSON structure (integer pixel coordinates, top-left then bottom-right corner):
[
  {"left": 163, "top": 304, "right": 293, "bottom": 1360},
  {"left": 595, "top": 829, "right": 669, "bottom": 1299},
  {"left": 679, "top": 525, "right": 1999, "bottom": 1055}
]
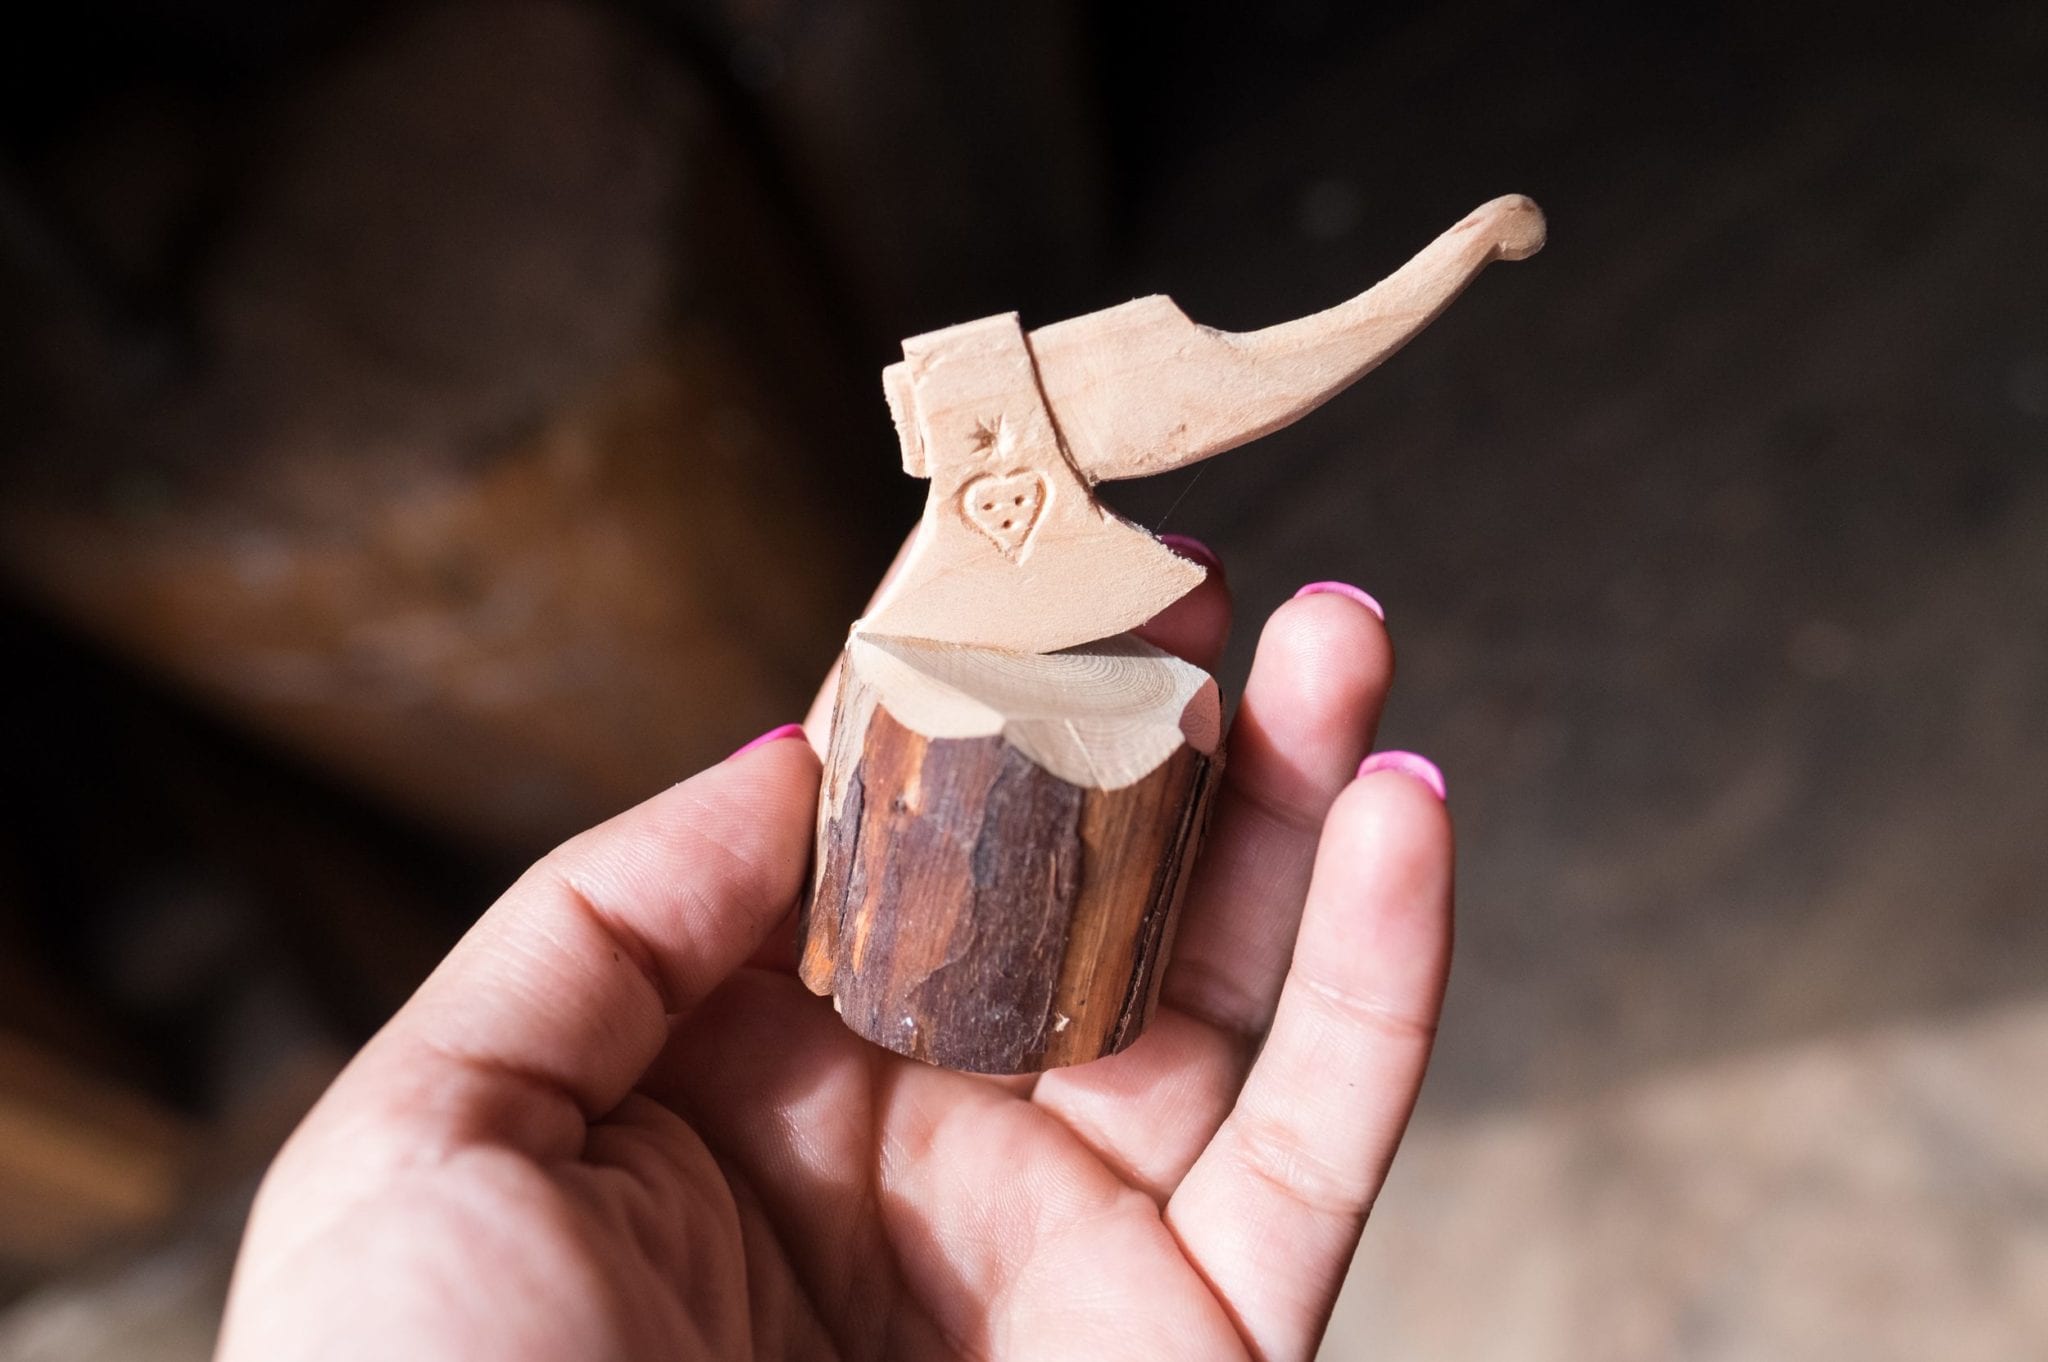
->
[{"left": 865, "top": 194, "right": 1545, "bottom": 652}]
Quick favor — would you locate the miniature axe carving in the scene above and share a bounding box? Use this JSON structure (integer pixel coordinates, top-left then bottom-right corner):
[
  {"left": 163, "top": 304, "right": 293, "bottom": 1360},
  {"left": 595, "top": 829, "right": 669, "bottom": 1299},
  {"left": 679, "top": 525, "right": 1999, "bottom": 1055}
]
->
[
  {"left": 803, "top": 194, "right": 1544, "bottom": 1074},
  {"left": 864, "top": 193, "right": 1547, "bottom": 654}
]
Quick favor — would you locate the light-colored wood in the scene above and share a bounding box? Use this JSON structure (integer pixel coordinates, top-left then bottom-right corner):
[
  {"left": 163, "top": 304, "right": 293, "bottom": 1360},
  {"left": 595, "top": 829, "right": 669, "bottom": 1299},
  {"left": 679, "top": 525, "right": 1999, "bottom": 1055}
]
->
[
  {"left": 1028, "top": 193, "right": 1545, "bottom": 482},
  {"left": 863, "top": 312, "right": 1207, "bottom": 657},
  {"left": 822, "top": 633, "right": 1221, "bottom": 811},
  {"left": 865, "top": 194, "right": 1545, "bottom": 654}
]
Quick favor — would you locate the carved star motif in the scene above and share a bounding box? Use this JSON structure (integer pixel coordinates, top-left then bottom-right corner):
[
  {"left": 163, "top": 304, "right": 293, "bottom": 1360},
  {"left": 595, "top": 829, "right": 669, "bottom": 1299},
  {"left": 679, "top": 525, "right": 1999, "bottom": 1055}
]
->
[{"left": 969, "top": 416, "right": 1004, "bottom": 457}]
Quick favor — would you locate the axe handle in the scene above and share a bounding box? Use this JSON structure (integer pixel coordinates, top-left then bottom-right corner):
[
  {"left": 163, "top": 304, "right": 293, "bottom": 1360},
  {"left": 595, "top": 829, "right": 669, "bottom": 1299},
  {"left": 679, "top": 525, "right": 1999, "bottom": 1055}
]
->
[{"left": 1030, "top": 195, "right": 1546, "bottom": 483}]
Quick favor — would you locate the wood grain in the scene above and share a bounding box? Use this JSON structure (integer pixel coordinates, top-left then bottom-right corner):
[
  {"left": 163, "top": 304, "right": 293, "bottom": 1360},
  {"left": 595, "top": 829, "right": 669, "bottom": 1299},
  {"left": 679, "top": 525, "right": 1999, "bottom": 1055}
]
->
[
  {"left": 864, "top": 194, "right": 1544, "bottom": 653},
  {"left": 802, "top": 641, "right": 1218, "bottom": 1072}
]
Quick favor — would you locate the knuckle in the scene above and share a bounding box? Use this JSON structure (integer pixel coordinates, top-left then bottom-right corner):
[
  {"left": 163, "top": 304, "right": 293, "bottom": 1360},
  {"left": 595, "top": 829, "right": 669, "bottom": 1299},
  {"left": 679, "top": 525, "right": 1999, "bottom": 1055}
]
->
[
  {"left": 1229, "top": 1113, "right": 1368, "bottom": 1222},
  {"left": 1297, "top": 973, "right": 1439, "bottom": 1048}
]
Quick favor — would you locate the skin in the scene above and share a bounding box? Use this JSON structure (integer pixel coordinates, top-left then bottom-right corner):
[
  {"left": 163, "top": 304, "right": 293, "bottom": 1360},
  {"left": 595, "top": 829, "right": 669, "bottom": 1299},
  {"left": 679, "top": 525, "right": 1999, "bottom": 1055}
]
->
[{"left": 217, "top": 554, "right": 1455, "bottom": 1362}]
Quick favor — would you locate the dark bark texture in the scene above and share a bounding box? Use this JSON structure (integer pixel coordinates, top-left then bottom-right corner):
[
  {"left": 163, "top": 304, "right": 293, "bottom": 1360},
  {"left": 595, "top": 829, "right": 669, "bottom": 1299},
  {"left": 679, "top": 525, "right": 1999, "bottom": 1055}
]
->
[{"left": 801, "top": 705, "right": 1216, "bottom": 1073}]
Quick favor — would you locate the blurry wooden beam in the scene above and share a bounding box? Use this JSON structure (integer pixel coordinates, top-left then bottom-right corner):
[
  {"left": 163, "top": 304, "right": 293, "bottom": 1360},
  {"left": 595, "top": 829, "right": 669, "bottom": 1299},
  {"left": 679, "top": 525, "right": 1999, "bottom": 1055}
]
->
[
  {"left": 6, "top": 341, "right": 861, "bottom": 852},
  {"left": 0, "top": 1, "right": 876, "bottom": 851},
  {"left": 665, "top": 0, "right": 1109, "bottom": 337},
  {"left": 0, "top": 1033, "right": 188, "bottom": 1270}
]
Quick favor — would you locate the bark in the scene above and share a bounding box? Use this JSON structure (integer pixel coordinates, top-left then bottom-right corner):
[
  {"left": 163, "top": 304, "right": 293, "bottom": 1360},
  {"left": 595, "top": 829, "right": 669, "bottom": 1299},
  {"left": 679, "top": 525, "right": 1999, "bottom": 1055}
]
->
[{"left": 801, "top": 645, "right": 1218, "bottom": 1073}]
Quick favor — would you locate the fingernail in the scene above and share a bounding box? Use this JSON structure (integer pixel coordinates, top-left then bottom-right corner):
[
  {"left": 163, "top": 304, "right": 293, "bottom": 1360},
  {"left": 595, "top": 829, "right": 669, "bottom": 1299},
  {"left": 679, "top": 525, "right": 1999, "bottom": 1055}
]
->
[
  {"left": 730, "top": 723, "right": 807, "bottom": 759},
  {"left": 1357, "top": 750, "right": 1447, "bottom": 800},
  {"left": 1294, "top": 580, "right": 1385, "bottom": 621},
  {"left": 1158, "top": 533, "right": 1223, "bottom": 573}
]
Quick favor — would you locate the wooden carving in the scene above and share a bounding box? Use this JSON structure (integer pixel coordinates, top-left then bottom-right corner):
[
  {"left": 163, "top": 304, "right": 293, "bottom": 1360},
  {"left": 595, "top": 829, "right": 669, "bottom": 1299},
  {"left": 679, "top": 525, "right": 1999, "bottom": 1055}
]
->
[{"left": 801, "top": 194, "right": 1545, "bottom": 1072}]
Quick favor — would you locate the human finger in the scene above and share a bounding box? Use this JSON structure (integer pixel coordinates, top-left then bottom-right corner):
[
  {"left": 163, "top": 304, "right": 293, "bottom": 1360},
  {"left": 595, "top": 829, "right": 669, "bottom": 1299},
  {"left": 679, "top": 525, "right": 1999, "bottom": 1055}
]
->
[
  {"left": 296, "top": 731, "right": 820, "bottom": 1163},
  {"left": 1162, "top": 585, "right": 1392, "bottom": 1038},
  {"left": 1166, "top": 761, "right": 1453, "bottom": 1361},
  {"left": 1131, "top": 534, "right": 1231, "bottom": 671},
  {"left": 1030, "top": 587, "right": 1391, "bottom": 1195}
]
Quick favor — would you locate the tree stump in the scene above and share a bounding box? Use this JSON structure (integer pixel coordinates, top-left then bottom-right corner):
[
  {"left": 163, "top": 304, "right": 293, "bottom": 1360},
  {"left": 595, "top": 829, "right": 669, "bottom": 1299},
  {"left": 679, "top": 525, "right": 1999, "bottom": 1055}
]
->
[{"left": 800, "top": 634, "right": 1222, "bottom": 1073}]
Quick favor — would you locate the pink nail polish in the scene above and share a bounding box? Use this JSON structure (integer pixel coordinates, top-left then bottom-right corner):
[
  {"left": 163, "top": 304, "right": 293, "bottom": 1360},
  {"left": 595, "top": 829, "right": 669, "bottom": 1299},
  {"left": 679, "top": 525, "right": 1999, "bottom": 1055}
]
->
[
  {"left": 1357, "top": 750, "right": 1447, "bottom": 800},
  {"left": 1158, "top": 533, "right": 1223, "bottom": 573},
  {"left": 730, "top": 723, "right": 807, "bottom": 759},
  {"left": 1293, "top": 580, "right": 1386, "bottom": 621}
]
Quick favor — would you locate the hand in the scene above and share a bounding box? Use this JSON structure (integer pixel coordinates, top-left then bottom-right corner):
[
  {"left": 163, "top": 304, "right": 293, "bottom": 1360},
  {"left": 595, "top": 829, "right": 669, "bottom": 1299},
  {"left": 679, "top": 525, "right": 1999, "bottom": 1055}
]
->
[{"left": 217, "top": 554, "right": 1454, "bottom": 1361}]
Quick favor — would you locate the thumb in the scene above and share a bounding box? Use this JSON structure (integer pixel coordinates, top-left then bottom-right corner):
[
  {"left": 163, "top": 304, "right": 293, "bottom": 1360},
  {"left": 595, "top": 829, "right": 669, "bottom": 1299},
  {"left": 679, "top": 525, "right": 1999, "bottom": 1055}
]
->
[{"left": 316, "top": 729, "right": 819, "bottom": 1157}]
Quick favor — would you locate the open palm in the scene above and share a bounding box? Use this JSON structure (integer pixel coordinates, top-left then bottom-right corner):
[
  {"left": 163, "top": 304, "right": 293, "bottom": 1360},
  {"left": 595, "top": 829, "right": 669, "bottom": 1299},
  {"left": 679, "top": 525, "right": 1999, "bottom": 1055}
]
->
[{"left": 218, "top": 561, "right": 1453, "bottom": 1361}]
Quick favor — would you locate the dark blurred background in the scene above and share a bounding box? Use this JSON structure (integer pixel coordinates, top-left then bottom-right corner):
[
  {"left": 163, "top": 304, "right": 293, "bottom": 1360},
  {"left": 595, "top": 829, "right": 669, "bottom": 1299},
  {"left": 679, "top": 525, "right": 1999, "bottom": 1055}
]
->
[{"left": 1, "top": 1, "right": 2044, "bottom": 1357}]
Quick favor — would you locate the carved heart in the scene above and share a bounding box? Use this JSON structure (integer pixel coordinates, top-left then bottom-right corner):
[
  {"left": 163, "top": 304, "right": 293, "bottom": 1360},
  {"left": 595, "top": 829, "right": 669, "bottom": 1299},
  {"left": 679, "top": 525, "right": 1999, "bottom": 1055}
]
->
[{"left": 960, "top": 471, "right": 1048, "bottom": 558}]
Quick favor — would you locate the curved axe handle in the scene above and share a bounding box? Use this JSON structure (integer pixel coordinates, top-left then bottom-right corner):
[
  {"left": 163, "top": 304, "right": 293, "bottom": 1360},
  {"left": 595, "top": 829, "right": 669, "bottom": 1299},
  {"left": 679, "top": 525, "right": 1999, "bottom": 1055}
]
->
[
  {"left": 883, "top": 195, "right": 1544, "bottom": 483},
  {"left": 864, "top": 195, "right": 1544, "bottom": 655},
  {"left": 1030, "top": 194, "right": 1545, "bottom": 482}
]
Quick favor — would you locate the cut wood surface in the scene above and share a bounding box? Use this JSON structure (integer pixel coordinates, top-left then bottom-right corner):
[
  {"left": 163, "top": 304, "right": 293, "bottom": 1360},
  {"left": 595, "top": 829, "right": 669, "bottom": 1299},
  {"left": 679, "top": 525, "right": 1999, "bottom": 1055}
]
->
[
  {"left": 802, "top": 635, "right": 1220, "bottom": 1072},
  {"left": 830, "top": 634, "right": 1220, "bottom": 792}
]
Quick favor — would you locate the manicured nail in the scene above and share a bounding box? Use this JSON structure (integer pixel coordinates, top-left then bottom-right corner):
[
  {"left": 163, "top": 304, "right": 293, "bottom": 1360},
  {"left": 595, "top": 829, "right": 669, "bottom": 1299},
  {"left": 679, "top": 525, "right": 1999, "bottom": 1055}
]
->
[
  {"left": 1357, "top": 750, "right": 1447, "bottom": 800},
  {"left": 1294, "top": 580, "right": 1385, "bottom": 621},
  {"left": 1158, "top": 533, "right": 1223, "bottom": 573},
  {"left": 730, "top": 723, "right": 807, "bottom": 759}
]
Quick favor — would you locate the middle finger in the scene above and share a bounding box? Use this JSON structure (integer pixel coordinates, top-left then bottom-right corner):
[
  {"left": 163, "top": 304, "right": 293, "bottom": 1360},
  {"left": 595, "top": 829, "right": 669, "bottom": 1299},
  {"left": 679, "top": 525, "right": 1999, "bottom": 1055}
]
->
[{"left": 1031, "top": 584, "right": 1393, "bottom": 1194}]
